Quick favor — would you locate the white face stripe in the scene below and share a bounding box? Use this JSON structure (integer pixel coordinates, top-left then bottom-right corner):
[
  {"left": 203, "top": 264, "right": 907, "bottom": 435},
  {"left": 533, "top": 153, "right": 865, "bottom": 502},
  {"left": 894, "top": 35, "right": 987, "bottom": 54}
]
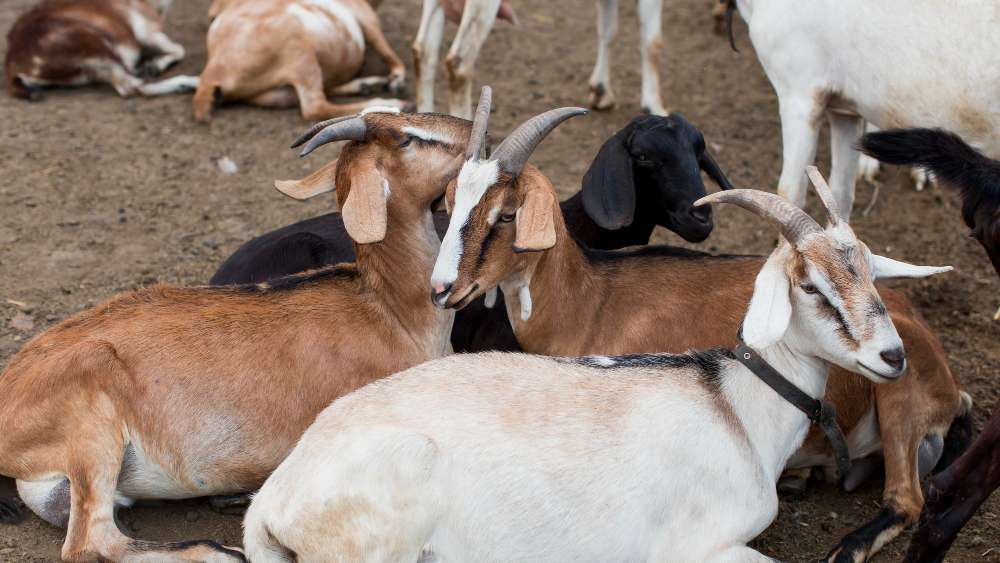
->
[
  {"left": 360, "top": 106, "right": 402, "bottom": 116},
  {"left": 805, "top": 262, "right": 860, "bottom": 342},
  {"left": 401, "top": 126, "right": 453, "bottom": 145},
  {"left": 430, "top": 159, "right": 499, "bottom": 288}
]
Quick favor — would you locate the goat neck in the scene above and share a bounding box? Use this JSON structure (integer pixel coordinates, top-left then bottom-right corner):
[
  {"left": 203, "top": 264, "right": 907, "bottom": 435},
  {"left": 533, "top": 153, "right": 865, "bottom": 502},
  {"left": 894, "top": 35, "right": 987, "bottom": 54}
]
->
[{"left": 560, "top": 192, "right": 656, "bottom": 250}]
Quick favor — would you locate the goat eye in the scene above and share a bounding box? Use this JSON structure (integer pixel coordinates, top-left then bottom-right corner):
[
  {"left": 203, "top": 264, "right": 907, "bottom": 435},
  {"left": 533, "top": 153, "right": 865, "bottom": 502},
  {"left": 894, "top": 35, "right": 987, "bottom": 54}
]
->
[
  {"left": 800, "top": 284, "right": 819, "bottom": 294},
  {"left": 400, "top": 135, "right": 414, "bottom": 148},
  {"left": 500, "top": 213, "right": 515, "bottom": 223}
]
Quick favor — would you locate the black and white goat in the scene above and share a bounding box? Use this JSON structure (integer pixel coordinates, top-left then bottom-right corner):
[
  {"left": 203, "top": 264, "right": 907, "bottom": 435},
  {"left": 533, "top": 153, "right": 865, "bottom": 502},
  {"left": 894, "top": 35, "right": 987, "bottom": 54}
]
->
[{"left": 242, "top": 174, "right": 951, "bottom": 562}]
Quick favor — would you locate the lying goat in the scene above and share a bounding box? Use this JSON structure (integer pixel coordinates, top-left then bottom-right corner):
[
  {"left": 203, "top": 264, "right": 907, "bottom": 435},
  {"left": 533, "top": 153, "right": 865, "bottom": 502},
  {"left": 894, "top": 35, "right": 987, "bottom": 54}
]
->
[
  {"left": 859, "top": 127, "right": 1000, "bottom": 563},
  {"left": 413, "top": 0, "right": 671, "bottom": 117},
  {"left": 730, "top": 0, "right": 1000, "bottom": 219},
  {"left": 244, "top": 172, "right": 950, "bottom": 562},
  {"left": 210, "top": 113, "right": 734, "bottom": 353},
  {"left": 193, "top": 0, "right": 407, "bottom": 122},
  {"left": 4, "top": 0, "right": 197, "bottom": 100},
  {"left": 0, "top": 109, "right": 468, "bottom": 561},
  {"left": 428, "top": 97, "right": 971, "bottom": 561}
]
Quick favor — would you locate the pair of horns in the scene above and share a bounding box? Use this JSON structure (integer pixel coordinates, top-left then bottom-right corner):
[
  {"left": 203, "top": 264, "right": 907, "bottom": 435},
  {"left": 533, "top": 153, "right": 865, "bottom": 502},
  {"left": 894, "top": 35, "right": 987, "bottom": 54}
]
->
[
  {"left": 466, "top": 86, "right": 588, "bottom": 176},
  {"left": 695, "top": 165, "right": 842, "bottom": 245}
]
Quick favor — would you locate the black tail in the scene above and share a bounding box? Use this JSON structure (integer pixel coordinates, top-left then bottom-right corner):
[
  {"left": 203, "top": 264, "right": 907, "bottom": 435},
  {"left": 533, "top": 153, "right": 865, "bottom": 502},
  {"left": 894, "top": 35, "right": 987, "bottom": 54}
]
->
[{"left": 858, "top": 128, "right": 1000, "bottom": 229}]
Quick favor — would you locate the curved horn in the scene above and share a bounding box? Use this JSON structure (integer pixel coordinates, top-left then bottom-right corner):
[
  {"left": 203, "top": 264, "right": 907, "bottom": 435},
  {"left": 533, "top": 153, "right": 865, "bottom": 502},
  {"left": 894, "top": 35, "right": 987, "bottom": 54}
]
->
[
  {"left": 298, "top": 117, "right": 368, "bottom": 157},
  {"left": 290, "top": 115, "right": 359, "bottom": 149},
  {"left": 492, "top": 107, "right": 588, "bottom": 176},
  {"left": 805, "top": 166, "right": 842, "bottom": 224},
  {"left": 465, "top": 86, "right": 493, "bottom": 161},
  {"left": 695, "top": 189, "right": 822, "bottom": 245}
]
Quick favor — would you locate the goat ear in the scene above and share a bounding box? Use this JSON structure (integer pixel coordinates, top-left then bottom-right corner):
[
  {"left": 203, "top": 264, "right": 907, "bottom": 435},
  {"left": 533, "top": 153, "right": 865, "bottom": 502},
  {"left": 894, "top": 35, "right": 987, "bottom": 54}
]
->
[
  {"left": 341, "top": 162, "right": 388, "bottom": 244},
  {"left": 274, "top": 159, "right": 339, "bottom": 201},
  {"left": 871, "top": 254, "right": 952, "bottom": 280},
  {"left": 582, "top": 131, "right": 636, "bottom": 229},
  {"left": 742, "top": 249, "right": 793, "bottom": 349},
  {"left": 514, "top": 187, "right": 557, "bottom": 252},
  {"left": 699, "top": 149, "right": 735, "bottom": 190}
]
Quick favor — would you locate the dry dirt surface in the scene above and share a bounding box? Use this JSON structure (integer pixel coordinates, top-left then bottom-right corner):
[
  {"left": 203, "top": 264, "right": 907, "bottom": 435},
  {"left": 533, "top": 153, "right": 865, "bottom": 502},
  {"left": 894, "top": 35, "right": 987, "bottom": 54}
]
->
[{"left": 1, "top": 0, "right": 999, "bottom": 561}]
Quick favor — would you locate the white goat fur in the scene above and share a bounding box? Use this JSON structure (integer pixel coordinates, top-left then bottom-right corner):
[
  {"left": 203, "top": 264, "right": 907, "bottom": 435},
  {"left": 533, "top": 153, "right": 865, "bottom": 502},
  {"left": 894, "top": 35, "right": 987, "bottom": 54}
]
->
[
  {"left": 737, "top": 0, "right": 1000, "bottom": 218},
  {"left": 244, "top": 215, "right": 949, "bottom": 562}
]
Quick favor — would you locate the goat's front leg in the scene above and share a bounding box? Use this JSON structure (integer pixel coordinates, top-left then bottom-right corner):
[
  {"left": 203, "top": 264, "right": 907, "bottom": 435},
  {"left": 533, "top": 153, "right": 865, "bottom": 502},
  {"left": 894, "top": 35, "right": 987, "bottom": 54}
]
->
[
  {"left": 775, "top": 97, "right": 821, "bottom": 209},
  {"left": 827, "top": 112, "right": 863, "bottom": 219},
  {"left": 445, "top": 0, "right": 502, "bottom": 119},
  {"left": 355, "top": 7, "right": 407, "bottom": 94},
  {"left": 904, "top": 403, "right": 1000, "bottom": 563},
  {"left": 589, "top": 0, "right": 619, "bottom": 110},
  {"left": 637, "top": 0, "right": 666, "bottom": 115},
  {"left": 413, "top": 0, "right": 445, "bottom": 112}
]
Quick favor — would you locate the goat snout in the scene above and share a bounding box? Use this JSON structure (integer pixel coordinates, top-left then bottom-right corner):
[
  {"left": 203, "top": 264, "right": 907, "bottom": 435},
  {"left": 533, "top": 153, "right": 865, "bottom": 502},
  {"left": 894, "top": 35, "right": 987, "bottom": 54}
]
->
[
  {"left": 431, "top": 283, "right": 453, "bottom": 307},
  {"left": 689, "top": 205, "right": 712, "bottom": 225},
  {"left": 879, "top": 347, "right": 906, "bottom": 373}
]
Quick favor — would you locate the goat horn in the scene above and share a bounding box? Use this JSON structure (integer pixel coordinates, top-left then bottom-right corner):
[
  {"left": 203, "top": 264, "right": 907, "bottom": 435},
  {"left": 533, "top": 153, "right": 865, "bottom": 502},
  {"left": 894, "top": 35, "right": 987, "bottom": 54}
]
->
[
  {"left": 492, "top": 107, "right": 588, "bottom": 176},
  {"left": 290, "top": 115, "right": 359, "bottom": 149},
  {"left": 805, "top": 166, "right": 842, "bottom": 224},
  {"left": 297, "top": 117, "right": 368, "bottom": 157},
  {"left": 694, "top": 189, "right": 822, "bottom": 245},
  {"left": 465, "top": 86, "right": 493, "bottom": 161}
]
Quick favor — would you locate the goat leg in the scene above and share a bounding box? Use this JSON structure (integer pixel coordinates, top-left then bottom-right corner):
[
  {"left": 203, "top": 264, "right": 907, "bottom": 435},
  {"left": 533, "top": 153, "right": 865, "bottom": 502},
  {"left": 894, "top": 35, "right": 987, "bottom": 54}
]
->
[{"left": 208, "top": 493, "right": 253, "bottom": 516}]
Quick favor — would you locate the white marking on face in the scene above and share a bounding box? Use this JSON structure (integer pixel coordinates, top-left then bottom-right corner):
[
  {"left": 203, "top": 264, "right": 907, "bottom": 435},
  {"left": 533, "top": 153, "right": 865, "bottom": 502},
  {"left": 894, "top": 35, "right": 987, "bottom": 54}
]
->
[
  {"left": 299, "top": 0, "right": 364, "bottom": 49},
  {"left": 360, "top": 105, "right": 402, "bottom": 116},
  {"left": 430, "top": 159, "right": 499, "bottom": 289},
  {"left": 401, "top": 126, "right": 452, "bottom": 145},
  {"left": 487, "top": 205, "right": 501, "bottom": 226},
  {"left": 804, "top": 262, "right": 857, "bottom": 340}
]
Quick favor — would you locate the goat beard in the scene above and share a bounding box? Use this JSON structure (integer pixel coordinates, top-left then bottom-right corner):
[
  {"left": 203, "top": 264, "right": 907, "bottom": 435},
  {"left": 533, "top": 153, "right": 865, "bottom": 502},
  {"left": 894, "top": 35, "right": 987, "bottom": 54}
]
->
[{"left": 441, "top": 0, "right": 517, "bottom": 25}]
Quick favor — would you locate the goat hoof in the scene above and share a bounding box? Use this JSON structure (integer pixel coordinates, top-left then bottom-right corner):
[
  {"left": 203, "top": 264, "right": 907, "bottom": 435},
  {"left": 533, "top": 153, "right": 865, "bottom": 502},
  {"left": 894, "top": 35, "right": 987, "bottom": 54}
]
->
[
  {"left": 208, "top": 493, "right": 251, "bottom": 515},
  {"left": 0, "top": 497, "right": 26, "bottom": 524},
  {"left": 777, "top": 475, "right": 809, "bottom": 496},
  {"left": 588, "top": 84, "right": 616, "bottom": 111},
  {"left": 387, "top": 75, "right": 406, "bottom": 97}
]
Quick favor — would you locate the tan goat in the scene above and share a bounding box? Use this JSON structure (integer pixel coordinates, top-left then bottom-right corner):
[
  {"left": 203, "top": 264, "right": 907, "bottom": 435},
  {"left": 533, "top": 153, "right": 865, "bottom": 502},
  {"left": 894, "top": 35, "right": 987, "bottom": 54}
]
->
[
  {"left": 0, "top": 109, "right": 470, "bottom": 561},
  {"left": 4, "top": 0, "right": 197, "bottom": 100},
  {"left": 430, "top": 97, "right": 971, "bottom": 562},
  {"left": 193, "top": 0, "right": 408, "bottom": 122}
]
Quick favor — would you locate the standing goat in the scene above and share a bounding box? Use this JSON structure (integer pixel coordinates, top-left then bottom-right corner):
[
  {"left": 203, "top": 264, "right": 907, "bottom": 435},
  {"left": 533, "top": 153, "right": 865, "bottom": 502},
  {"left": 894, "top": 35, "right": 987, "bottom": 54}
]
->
[
  {"left": 244, "top": 172, "right": 950, "bottom": 562},
  {"left": 427, "top": 97, "right": 971, "bottom": 561},
  {"left": 730, "top": 0, "right": 1000, "bottom": 219},
  {"left": 4, "top": 0, "right": 197, "bottom": 100},
  {"left": 859, "top": 127, "right": 1000, "bottom": 562},
  {"left": 193, "top": 0, "right": 408, "bottom": 122},
  {"left": 413, "top": 0, "right": 670, "bottom": 118},
  {"left": 0, "top": 109, "right": 469, "bottom": 561}
]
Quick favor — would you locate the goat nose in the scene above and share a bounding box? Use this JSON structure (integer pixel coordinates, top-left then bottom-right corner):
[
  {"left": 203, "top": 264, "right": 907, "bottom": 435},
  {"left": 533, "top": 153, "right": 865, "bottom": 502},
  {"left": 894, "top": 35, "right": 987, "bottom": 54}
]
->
[
  {"left": 880, "top": 348, "right": 906, "bottom": 372},
  {"left": 689, "top": 205, "right": 712, "bottom": 224},
  {"left": 431, "top": 283, "right": 453, "bottom": 305}
]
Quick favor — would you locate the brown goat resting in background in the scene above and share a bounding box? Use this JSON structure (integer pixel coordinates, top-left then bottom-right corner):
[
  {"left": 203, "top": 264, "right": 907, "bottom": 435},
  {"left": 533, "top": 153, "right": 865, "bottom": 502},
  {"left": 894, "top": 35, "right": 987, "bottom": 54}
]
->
[
  {"left": 0, "top": 110, "right": 470, "bottom": 562},
  {"left": 4, "top": 0, "right": 197, "bottom": 100},
  {"left": 194, "top": 0, "right": 408, "bottom": 122}
]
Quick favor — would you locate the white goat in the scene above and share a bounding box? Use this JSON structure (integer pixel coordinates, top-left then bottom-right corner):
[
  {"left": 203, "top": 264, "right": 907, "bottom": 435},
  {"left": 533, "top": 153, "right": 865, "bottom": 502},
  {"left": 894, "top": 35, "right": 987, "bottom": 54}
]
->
[
  {"left": 413, "top": 0, "right": 669, "bottom": 118},
  {"left": 243, "top": 170, "right": 950, "bottom": 562},
  {"left": 733, "top": 0, "right": 1000, "bottom": 218}
]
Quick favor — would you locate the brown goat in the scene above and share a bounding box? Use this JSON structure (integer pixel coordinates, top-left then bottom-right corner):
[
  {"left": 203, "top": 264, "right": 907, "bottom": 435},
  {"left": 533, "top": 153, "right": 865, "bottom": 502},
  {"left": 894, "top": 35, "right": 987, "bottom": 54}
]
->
[
  {"left": 430, "top": 99, "right": 970, "bottom": 562},
  {"left": 193, "top": 0, "right": 408, "bottom": 122},
  {"left": 4, "top": 0, "right": 197, "bottom": 100},
  {"left": 0, "top": 110, "right": 470, "bottom": 561}
]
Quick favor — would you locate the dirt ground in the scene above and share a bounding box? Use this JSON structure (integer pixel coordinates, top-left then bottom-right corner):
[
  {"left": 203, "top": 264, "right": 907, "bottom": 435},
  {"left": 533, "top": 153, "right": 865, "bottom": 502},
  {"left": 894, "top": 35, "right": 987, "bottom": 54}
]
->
[{"left": 1, "top": 0, "right": 998, "bottom": 561}]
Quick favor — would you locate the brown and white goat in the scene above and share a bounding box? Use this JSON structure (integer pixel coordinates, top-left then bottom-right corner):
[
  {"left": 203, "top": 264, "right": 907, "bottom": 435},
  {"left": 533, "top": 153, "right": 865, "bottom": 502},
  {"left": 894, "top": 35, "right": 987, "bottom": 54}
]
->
[
  {"left": 430, "top": 98, "right": 971, "bottom": 562},
  {"left": 4, "top": 0, "right": 197, "bottom": 100},
  {"left": 0, "top": 109, "right": 471, "bottom": 562},
  {"left": 193, "top": 0, "right": 408, "bottom": 122}
]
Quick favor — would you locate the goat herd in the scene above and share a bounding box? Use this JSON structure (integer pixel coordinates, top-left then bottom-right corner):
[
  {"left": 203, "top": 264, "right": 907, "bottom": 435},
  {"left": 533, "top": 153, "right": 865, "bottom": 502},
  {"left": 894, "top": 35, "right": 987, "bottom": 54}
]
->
[{"left": 2, "top": 0, "right": 1000, "bottom": 562}]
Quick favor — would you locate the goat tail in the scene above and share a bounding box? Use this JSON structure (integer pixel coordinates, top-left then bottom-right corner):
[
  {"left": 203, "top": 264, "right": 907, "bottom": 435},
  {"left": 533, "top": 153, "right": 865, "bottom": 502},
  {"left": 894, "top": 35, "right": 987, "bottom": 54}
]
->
[
  {"left": 858, "top": 127, "right": 1000, "bottom": 196},
  {"left": 242, "top": 501, "right": 295, "bottom": 563}
]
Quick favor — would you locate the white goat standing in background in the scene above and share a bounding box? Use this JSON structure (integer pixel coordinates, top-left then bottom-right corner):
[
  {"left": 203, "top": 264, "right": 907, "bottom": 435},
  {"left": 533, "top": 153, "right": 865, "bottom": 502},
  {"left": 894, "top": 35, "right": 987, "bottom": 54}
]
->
[
  {"left": 413, "top": 0, "right": 669, "bottom": 118},
  {"left": 242, "top": 158, "right": 951, "bottom": 561},
  {"left": 732, "top": 0, "right": 1000, "bottom": 219}
]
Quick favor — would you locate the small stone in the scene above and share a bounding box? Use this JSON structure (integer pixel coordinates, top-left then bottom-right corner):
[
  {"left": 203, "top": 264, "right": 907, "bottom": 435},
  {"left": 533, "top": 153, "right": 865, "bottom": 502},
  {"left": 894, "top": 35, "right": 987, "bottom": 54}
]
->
[
  {"left": 828, "top": 512, "right": 838, "bottom": 519},
  {"left": 185, "top": 511, "right": 200, "bottom": 522},
  {"left": 969, "top": 535, "right": 985, "bottom": 547},
  {"left": 10, "top": 312, "right": 34, "bottom": 332},
  {"left": 217, "top": 156, "right": 238, "bottom": 174}
]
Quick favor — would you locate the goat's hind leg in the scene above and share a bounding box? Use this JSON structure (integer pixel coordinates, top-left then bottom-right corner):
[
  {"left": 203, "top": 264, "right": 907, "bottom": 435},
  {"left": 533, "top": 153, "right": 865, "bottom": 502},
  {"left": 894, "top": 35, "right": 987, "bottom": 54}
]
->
[
  {"left": 589, "top": 0, "right": 619, "bottom": 110},
  {"left": 445, "top": 0, "right": 502, "bottom": 119},
  {"left": 413, "top": 0, "right": 445, "bottom": 112},
  {"left": 355, "top": 4, "right": 407, "bottom": 94}
]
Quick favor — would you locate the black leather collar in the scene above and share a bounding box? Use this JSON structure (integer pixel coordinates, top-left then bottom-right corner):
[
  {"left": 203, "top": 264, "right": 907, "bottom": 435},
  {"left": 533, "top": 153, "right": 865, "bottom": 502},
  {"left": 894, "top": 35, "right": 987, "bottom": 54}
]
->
[{"left": 732, "top": 339, "right": 852, "bottom": 483}]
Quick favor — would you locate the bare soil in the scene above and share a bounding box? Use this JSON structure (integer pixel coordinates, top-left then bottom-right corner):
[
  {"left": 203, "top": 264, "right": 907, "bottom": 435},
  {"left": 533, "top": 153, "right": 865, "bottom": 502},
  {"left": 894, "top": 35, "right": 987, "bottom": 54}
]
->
[{"left": 1, "top": 0, "right": 998, "bottom": 561}]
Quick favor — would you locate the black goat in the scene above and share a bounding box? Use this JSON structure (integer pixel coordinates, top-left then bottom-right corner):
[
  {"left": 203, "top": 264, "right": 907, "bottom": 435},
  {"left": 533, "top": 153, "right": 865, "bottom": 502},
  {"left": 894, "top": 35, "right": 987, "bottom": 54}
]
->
[
  {"left": 860, "top": 127, "right": 1000, "bottom": 563},
  {"left": 211, "top": 113, "right": 733, "bottom": 352}
]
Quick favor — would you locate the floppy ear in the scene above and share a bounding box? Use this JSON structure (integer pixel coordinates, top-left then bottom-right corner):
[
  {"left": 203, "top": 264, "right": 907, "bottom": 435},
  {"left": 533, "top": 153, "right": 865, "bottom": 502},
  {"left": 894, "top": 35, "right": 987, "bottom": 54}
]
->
[
  {"left": 341, "top": 161, "right": 388, "bottom": 244},
  {"left": 274, "top": 159, "right": 339, "bottom": 201},
  {"left": 582, "top": 130, "right": 636, "bottom": 229},
  {"left": 742, "top": 248, "right": 793, "bottom": 349},
  {"left": 514, "top": 187, "right": 557, "bottom": 252},
  {"left": 871, "top": 254, "right": 953, "bottom": 280}
]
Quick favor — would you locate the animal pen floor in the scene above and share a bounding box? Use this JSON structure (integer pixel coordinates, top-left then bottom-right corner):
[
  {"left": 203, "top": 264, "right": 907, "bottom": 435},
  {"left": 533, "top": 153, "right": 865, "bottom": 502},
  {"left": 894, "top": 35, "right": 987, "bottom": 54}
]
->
[{"left": 0, "top": 0, "right": 998, "bottom": 560}]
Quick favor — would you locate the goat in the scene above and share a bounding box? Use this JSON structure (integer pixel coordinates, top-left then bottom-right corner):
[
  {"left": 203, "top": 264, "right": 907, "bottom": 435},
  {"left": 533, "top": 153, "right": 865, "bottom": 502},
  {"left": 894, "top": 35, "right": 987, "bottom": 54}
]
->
[
  {"left": 243, "top": 170, "right": 950, "bottom": 561},
  {"left": 728, "top": 0, "right": 1000, "bottom": 219},
  {"left": 0, "top": 109, "right": 470, "bottom": 561},
  {"left": 413, "top": 0, "right": 670, "bottom": 118},
  {"left": 4, "top": 0, "right": 197, "bottom": 100},
  {"left": 858, "top": 127, "right": 1000, "bottom": 562},
  {"left": 193, "top": 0, "right": 408, "bottom": 122},
  {"left": 210, "top": 113, "right": 734, "bottom": 353},
  {"left": 428, "top": 98, "right": 972, "bottom": 561}
]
